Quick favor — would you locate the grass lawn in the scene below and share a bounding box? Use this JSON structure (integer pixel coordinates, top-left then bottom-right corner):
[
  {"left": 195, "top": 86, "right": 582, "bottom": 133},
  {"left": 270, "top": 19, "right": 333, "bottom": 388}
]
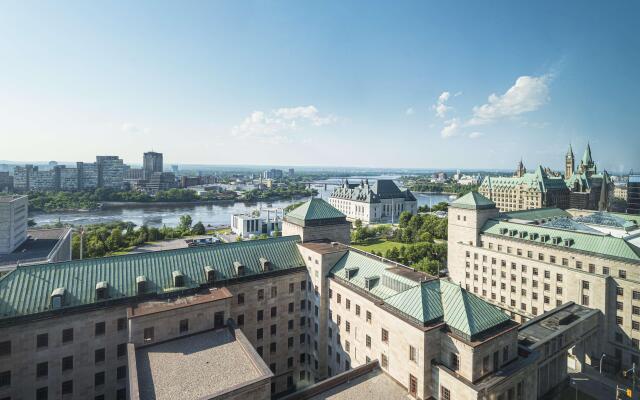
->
[{"left": 351, "top": 238, "right": 409, "bottom": 254}]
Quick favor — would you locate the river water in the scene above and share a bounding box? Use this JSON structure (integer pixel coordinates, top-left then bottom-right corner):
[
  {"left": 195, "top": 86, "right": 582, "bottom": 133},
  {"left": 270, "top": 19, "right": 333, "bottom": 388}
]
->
[{"left": 30, "top": 176, "right": 454, "bottom": 228}]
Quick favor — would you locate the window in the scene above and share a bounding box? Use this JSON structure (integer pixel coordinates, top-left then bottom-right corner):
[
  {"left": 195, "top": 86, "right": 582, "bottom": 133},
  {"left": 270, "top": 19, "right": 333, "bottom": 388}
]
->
[
  {"left": 37, "top": 361, "right": 48, "bottom": 378},
  {"left": 94, "top": 371, "right": 105, "bottom": 386},
  {"left": 442, "top": 386, "right": 451, "bottom": 400},
  {"left": 36, "top": 387, "right": 48, "bottom": 400},
  {"left": 257, "top": 310, "right": 264, "bottom": 321},
  {"left": 603, "top": 266, "right": 610, "bottom": 275},
  {"left": 270, "top": 342, "right": 277, "bottom": 353},
  {"left": 95, "top": 321, "right": 106, "bottom": 336},
  {"left": 556, "top": 273, "right": 563, "bottom": 282},
  {"left": 633, "top": 321, "right": 640, "bottom": 331},
  {"left": 300, "top": 280, "right": 306, "bottom": 291},
  {"left": 143, "top": 327, "right": 154, "bottom": 342},
  {"left": 355, "top": 304, "right": 361, "bottom": 316},
  {"left": 345, "top": 321, "right": 351, "bottom": 332},
  {"left": 179, "top": 319, "right": 189, "bottom": 333},
  {"left": 61, "top": 380, "right": 73, "bottom": 395},
  {"left": 257, "top": 289, "right": 264, "bottom": 300},
  {"left": 346, "top": 299, "right": 351, "bottom": 310},
  {"left": 337, "top": 293, "right": 341, "bottom": 304},
  {"left": 117, "top": 318, "right": 126, "bottom": 331},
  {"left": 503, "top": 346, "right": 509, "bottom": 363},
  {"left": 381, "top": 353, "right": 388, "bottom": 369},
  {"left": 257, "top": 328, "right": 263, "bottom": 340},
  {"left": 288, "top": 302, "right": 294, "bottom": 313},
  {"left": 62, "top": 328, "right": 73, "bottom": 344},
  {"left": 451, "top": 353, "right": 459, "bottom": 370},
  {"left": 582, "top": 295, "right": 589, "bottom": 306},
  {"left": 617, "top": 302, "right": 624, "bottom": 311},
  {"left": 271, "top": 306, "right": 277, "bottom": 318},
  {"left": 257, "top": 346, "right": 263, "bottom": 357},
  {"left": 117, "top": 343, "right": 126, "bottom": 358},
  {"left": 634, "top": 291, "right": 640, "bottom": 300},
  {"left": 288, "top": 336, "right": 294, "bottom": 348},
  {"left": 237, "top": 293, "right": 245, "bottom": 304},
  {"left": 381, "top": 328, "right": 389, "bottom": 343},
  {"left": 289, "top": 283, "right": 294, "bottom": 293},
  {"left": 617, "top": 287, "right": 624, "bottom": 296},
  {"left": 345, "top": 340, "right": 351, "bottom": 352},
  {"left": 271, "top": 286, "right": 277, "bottom": 298},
  {"left": 366, "top": 311, "right": 372, "bottom": 323},
  {"left": 617, "top": 316, "right": 624, "bottom": 325},
  {"left": 271, "top": 324, "right": 277, "bottom": 336},
  {"left": 0, "top": 370, "right": 10, "bottom": 387},
  {"left": 409, "top": 345, "right": 417, "bottom": 362},
  {"left": 620, "top": 270, "right": 627, "bottom": 279},
  {"left": 366, "top": 335, "right": 371, "bottom": 348},
  {"left": 95, "top": 348, "right": 105, "bottom": 364},
  {"left": 117, "top": 365, "right": 126, "bottom": 380},
  {"left": 37, "top": 333, "right": 48, "bottom": 349},
  {"left": 62, "top": 356, "right": 73, "bottom": 371},
  {"left": 238, "top": 314, "right": 245, "bottom": 326}
]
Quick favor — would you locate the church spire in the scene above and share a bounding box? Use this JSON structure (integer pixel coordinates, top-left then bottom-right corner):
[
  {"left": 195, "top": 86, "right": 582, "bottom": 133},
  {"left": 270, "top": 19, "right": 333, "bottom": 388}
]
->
[{"left": 582, "top": 142, "right": 593, "bottom": 166}]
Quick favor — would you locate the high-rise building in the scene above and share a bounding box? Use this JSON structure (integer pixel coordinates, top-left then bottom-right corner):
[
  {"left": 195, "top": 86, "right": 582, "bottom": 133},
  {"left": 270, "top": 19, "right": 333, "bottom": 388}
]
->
[
  {"left": 57, "top": 166, "right": 79, "bottom": 191},
  {"left": 0, "top": 172, "right": 12, "bottom": 192},
  {"left": 145, "top": 172, "right": 177, "bottom": 192},
  {"left": 448, "top": 191, "right": 640, "bottom": 370},
  {"left": 143, "top": 151, "right": 163, "bottom": 180},
  {"left": 77, "top": 162, "right": 98, "bottom": 190},
  {"left": 96, "top": 156, "right": 125, "bottom": 190},
  {"left": 628, "top": 175, "right": 640, "bottom": 214},
  {"left": 262, "top": 169, "right": 283, "bottom": 180},
  {"left": 0, "top": 195, "right": 27, "bottom": 254}
]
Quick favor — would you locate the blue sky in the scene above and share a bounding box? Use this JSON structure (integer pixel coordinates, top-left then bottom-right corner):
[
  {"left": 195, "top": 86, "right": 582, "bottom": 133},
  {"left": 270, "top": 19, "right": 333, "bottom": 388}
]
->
[{"left": 1, "top": 1, "right": 639, "bottom": 172}]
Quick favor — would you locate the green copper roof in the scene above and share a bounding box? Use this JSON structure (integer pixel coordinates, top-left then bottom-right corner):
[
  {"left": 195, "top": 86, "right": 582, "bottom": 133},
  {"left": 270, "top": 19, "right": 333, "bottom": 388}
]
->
[
  {"left": 330, "top": 251, "right": 510, "bottom": 339},
  {"left": 482, "top": 219, "right": 640, "bottom": 262},
  {"left": 450, "top": 191, "right": 495, "bottom": 210},
  {"left": 501, "top": 208, "right": 571, "bottom": 222},
  {"left": 582, "top": 143, "right": 593, "bottom": 165},
  {"left": 440, "top": 280, "right": 511, "bottom": 337},
  {"left": 285, "top": 198, "right": 345, "bottom": 225},
  {"left": 0, "top": 236, "right": 305, "bottom": 319}
]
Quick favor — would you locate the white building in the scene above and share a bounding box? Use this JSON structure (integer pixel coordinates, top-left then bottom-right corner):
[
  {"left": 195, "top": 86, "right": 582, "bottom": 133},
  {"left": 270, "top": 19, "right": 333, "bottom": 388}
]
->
[
  {"left": 329, "top": 179, "right": 417, "bottom": 224},
  {"left": 231, "top": 212, "right": 282, "bottom": 238},
  {"left": 0, "top": 195, "right": 27, "bottom": 254}
]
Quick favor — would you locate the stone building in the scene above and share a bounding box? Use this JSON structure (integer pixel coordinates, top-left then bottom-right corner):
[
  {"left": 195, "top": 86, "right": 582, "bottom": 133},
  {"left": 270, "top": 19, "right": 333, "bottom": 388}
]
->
[
  {"left": 0, "top": 198, "right": 602, "bottom": 400},
  {"left": 329, "top": 179, "right": 417, "bottom": 224},
  {"left": 479, "top": 144, "right": 611, "bottom": 212},
  {"left": 448, "top": 191, "right": 640, "bottom": 371},
  {"left": 283, "top": 198, "right": 351, "bottom": 244}
]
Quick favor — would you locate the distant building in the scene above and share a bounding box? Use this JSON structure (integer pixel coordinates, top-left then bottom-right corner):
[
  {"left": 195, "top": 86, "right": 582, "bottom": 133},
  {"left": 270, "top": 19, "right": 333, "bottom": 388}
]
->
[
  {"left": 57, "top": 166, "right": 79, "bottom": 191},
  {"left": 628, "top": 175, "right": 640, "bottom": 215},
  {"left": 614, "top": 182, "right": 628, "bottom": 200},
  {"left": 96, "top": 155, "right": 125, "bottom": 190},
  {"left": 0, "top": 172, "right": 13, "bottom": 192},
  {"left": 0, "top": 195, "right": 28, "bottom": 254},
  {"left": 262, "top": 169, "right": 283, "bottom": 180},
  {"left": 77, "top": 161, "right": 99, "bottom": 190},
  {"left": 0, "top": 227, "right": 72, "bottom": 276},
  {"left": 329, "top": 179, "right": 417, "bottom": 223},
  {"left": 146, "top": 172, "right": 177, "bottom": 193},
  {"left": 180, "top": 175, "right": 202, "bottom": 188},
  {"left": 13, "top": 165, "right": 58, "bottom": 192},
  {"left": 143, "top": 151, "right": 163, "bottom": 180},
  {"left": 288, "top": 168, "right": 295, "bottom": 176},
  {"left": 171, "top": 164, "right": 179, "bottom": 174},
  {"left": 479, "top": 144, "right": 610, "bottom": 212},
  {"left": 124, "top": 166, "right": 144, "bottom": 182},
  {"left": 231, "top": 212, "right": 282, "bottom": 238}
]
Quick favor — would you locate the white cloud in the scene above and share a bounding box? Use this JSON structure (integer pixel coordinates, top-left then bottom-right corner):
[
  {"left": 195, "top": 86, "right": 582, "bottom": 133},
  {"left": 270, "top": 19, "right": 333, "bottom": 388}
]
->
[
  {"left": 468, "top": 131, "right": 484, "bottom": 139},
  {"left": 468, "top": 75, "right": 550, "bottom": 125},
  {"left": 432, "top": 91, "right": 452, "bottom": 118},
  {"left": 441, "top": 118, "right": 460, "bottom": 138},
  {"left": 405, "top": 107, "right": 415, "bottom": 115},
  {"left": 121, "top": 123, "right": 149, "bottom": 134},
  {"left": 232, "top": 105, "right": 336, "bottom": 143}
]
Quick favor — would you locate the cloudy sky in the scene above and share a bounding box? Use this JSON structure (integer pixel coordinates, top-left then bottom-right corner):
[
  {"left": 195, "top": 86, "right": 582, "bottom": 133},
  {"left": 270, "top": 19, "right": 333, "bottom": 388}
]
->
[{"left": 1, "top": 1, "right": 639, "bottom": 172}]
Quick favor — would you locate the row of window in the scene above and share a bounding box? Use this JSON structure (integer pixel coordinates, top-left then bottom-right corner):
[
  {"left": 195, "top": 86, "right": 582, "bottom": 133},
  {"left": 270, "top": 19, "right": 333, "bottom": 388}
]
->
[{"left": 2, "top": 384, "right": 127, "bottom": 400}]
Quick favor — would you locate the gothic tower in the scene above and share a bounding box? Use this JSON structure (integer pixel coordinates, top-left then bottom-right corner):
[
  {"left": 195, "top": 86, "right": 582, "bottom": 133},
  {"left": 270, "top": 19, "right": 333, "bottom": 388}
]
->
[
  {"left": 515, "top": 158, "right": 526, "bottom": 178},
  {"left": 565, "top": 144, "right": 575, "bottom": 178}
]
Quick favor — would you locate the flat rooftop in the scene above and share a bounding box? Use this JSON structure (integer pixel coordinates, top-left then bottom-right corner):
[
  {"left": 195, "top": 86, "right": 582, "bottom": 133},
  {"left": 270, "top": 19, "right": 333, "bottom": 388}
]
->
[
  {"left": 0, "top": 228, "right": 70, "bottom": 268},
  {"left": 135, "top": 328, "right": 270, "bottom": 400},
  {"left": 128, "top": 288, "right": 232, "bottom": 318},
  {"left": 0, "top": 195, "right": 26, "bottom": 203},
  {"left": 298, "top": 241, "right": 349, "bottom": 254}
]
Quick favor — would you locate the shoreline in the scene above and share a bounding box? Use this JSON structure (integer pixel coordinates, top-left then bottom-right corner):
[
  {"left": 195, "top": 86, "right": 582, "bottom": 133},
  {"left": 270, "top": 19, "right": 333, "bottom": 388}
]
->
[{"left": 412, "top": 191, "right": 459, "bottom": 196}]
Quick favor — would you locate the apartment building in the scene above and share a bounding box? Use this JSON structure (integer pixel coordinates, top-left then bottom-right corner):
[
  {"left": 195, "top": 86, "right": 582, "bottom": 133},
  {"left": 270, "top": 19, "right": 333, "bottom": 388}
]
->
[
  {"left": 448, "top": 191, "right": 640, "bottom": 370},
  {"left": 0, "top": 195, "right": 28, "bottom": 254}
]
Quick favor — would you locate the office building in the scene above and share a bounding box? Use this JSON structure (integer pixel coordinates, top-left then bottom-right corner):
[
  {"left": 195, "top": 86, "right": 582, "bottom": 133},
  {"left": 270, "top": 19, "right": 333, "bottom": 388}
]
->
[
  {"left": 479, "top": 144, "right": 611, "bottom": 212},
  {"left": 0, "top": 172, "right": 12, "bottom": 192},
  {"left": 96, "top": 156, "right": 125, "bottom": 190},
  {"left": 57, "top": 166, "right": 79, "bottom": 191},
  {"left": 262, "top": 169, "right": 284, "bottom": 180},
  {"left": 231, "top": 212, "right": 282, "bottom": 239},
  {"left": 448, "top": 191, "right": 640, "bottom": 370},
  {"left": 329, "top": 179, "right": 417, "bottom": 224},
  {"left": 143, "top": 151, "right": 163, "bottom": 180},
  {"left": 628, "top": 175, "right": 640, "bottom": 215},
  {"left": 145, "top": 172, "right": 177, "bottom": 193},
  {"left": 0, "top": 195, "right": 28, "bottom": 254}
]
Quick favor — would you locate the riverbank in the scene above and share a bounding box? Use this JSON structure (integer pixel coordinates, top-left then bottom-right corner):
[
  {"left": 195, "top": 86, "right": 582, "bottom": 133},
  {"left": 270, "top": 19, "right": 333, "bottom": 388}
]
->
[
  {"left": 99, "top": 199, "right": 237, "bottom": 209},
  {"left": 413, "top": 191, "right": 459, "bottom": 197}
]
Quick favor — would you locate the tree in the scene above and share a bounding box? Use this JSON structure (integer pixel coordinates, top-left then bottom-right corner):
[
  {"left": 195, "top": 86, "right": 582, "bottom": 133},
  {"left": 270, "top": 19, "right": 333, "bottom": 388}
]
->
[
  {"left": 431, "top": 202, "right": 449, "bottom": 212},
  {"left": 179, "top": 215, "right": 193, "bottom": 230},
  {"left": 192, "top": 221, "right": 206, "bottom": 235},
  {"left": 398, "top": 211, "right": 412, "bottom": 228},
  {"left": 354, "top": 219, "right": 363, "bottom": 229}
]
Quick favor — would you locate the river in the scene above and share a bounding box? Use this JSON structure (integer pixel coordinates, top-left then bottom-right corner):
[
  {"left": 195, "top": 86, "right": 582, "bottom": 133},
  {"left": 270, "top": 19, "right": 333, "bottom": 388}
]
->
[{"left": 30, "top": 176, "right": 454, "bottom": 228}]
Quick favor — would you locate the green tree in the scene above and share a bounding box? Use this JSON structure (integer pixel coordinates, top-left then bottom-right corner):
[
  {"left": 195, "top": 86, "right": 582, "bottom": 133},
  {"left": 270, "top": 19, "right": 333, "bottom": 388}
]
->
[
  {"left": 192, "top": 221, "right": 206, "bottom": 235},
  {"left": 431, "top": 202, "right": 449, "bottom": 212},
  {"left": 354, "top": 219, "right": 363, "bottom": 229},
  {"left": 398, "top": 211, "right": 412, "bottom": 228},
  {"left": 179, "top": 215, "right": 193, "bottom": 230}
]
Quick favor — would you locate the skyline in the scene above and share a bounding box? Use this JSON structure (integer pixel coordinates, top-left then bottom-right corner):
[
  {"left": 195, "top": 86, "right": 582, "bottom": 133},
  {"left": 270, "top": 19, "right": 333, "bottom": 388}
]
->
[{"left": 1, "top": 1, "right": 639, "bottom": 171}]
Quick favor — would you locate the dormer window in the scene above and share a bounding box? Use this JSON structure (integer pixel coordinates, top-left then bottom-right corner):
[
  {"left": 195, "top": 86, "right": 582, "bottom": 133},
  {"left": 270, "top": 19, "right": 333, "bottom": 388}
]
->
[
  {"left": 136, "top": 276, "right": 147, "bottom": 295},
  {"left": 552, "top": 236, "right": 562, "bottom": 245},
  {"left": 96, "top": 281, "right": 108, "bottom": 300},
  {"left": 234, "top": 261, "right": 245, "bottom": 277},
  {"left": 204, "top": 266, "right": 215, "bottom": 284},
  {"left": 519, "top": 231, "right": 528, "bottom": 239},
  {"left": 51, "top": 288, "right": 65, "bottom": 309},
  {"left": 365, "top": 276, "right": 379, "bottom": 290},
  {"left": 259, "top": 257, "right": 272, "bottom": 272},
  {"left": 563, "top": 238, "right": 574, "bottom": 247},
  {"left": 172, "top": 271, "right": 184, "bottom": 287},
  {"left": 345, "top": 267, "right": 359, "bottom": 280}
]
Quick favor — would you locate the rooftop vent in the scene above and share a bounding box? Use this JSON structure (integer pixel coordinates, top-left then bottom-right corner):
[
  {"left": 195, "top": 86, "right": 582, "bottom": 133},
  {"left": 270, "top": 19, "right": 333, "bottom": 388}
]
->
[
  {"left": 365, "top": 276, "right": 379, "bottom": 291},
  {"left": 259, "top": 257, "right": 272, "bottom": 272},
  {"left": 234, "top": 261, "right": 245, "bottom": 277},
  {"left": 172, "top": 270, "right": 184, "bottom": 287},
  {"left": 552, "top": 236, "right": 562, "bottom": 245},
  {"left": 50, "top": 287, "right": 65, "bottom": 309},
  {"left": 204, "top": 266, "right": 215, "bottom": 284},
  {"left": 96, "top": 281, "right": 109, "bottom": 300},
  {"left": 345, "top": 267, "right": 359, "bottom": 280},
  {"left": 136, "top": 275, "right": 147, "bottom": 295}
]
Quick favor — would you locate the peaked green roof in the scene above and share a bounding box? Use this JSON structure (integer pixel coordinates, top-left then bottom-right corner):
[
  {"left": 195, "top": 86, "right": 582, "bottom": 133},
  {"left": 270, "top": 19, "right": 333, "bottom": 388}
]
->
[
  {"left": 330, "top": 251, "right": 511, "bottom": 339},
  {"left": 286, "top": 198, "right": 345, "bottom": 221},
  {"left": 0, "top": 236, "right": 305, "bottom": 320},
  {"left": 582, "top": 143, "right": 593, "bottom": 165},
  {"left": 450, "top": 191, "right": 496, "bottom": 210}
]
